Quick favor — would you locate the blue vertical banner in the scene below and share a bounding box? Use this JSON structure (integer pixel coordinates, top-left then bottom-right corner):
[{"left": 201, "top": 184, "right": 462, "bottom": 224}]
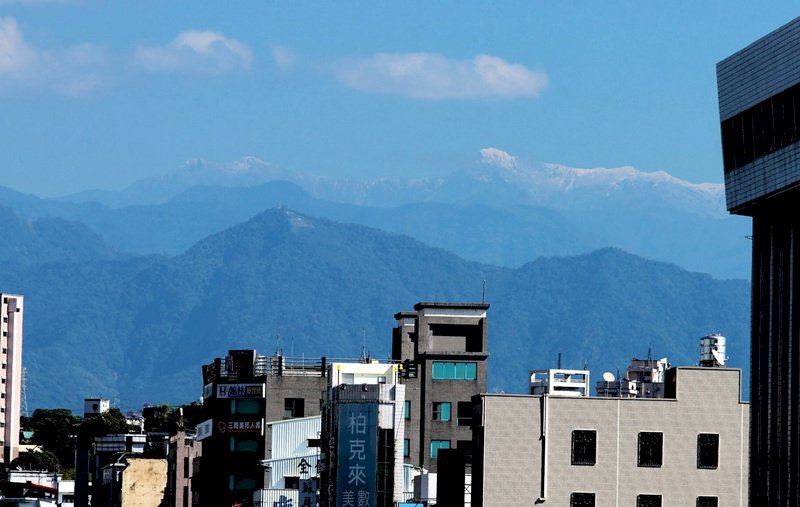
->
[{"left": 336, "top": 403, "right": 378, "bottom": 507}]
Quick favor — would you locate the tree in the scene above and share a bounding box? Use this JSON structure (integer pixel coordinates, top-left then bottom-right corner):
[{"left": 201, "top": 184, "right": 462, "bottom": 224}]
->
[
  {"left": 78, "top": 408, "right": 130, "bottom": 439},
  {"left": 24, "top": 408, "right": 80, "bottom": 472},
  {"left": 9, "top": 448, "right": 61, "bottom": 473}
]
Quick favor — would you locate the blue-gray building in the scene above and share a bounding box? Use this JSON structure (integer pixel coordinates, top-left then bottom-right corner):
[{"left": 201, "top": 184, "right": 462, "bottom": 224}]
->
[{"left": 717, "top": 16, "right": 800, "bottom": 505}]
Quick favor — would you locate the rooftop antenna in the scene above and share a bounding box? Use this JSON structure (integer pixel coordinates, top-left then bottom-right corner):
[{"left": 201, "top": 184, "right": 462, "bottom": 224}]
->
[
  {"left": 647, "top": 345, "right": 652, "bottom": 362},
  {"left": 21, "top": 367, "right": 28, "bottom": 418},
  {"left": 557, "top": 352, "right": 562, "bottom": 369},
  {"left": 275, "top": 335, "right": 281, "bottom": 356},
  {"left": 482, "top": 279, "right": 487, "bottom": 304},
  {"left": 360, "top": 328, "right": 367, "bottom": 361},
  {"left": 583, "top": 359, "right": 588, "bottom": 370}
]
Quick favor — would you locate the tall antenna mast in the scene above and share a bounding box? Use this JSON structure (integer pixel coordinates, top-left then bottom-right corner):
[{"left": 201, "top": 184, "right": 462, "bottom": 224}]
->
[
  {"left": 21, "top": 367, "right": 28, "bottom": 418},
  {"left": 360, "top": 328, "right": 367, "bottom": 361},
  {"left": 482, "top": 279, "right": 487, "bottom": 304}
]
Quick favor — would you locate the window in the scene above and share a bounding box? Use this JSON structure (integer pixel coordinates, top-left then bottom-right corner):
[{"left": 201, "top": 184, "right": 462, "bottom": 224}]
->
[
  {"left": 182, "top": 486, "right": 189, "bottom": 507},
  {"left": 183, "top": 457, "right": 189, "bottom": 477},
  {"left": 570, "top": 492, "right": 595, "bottom": 507},
  {"left": 637, "top": 495, "right": 661, "bottom": 507},
  {"left": 456, "top": 439, "right": 472, "bottom": 455},
  {"left": 571, "top": 430, "right": 597, "bottom": 466},
  {"left": 229, "top": 437, "right": 259, "bottom": 453},
  {"left": 230, "top": 399, "right": 259, "bottom": 415},
  {"left": 457, "top": 401, "right": 472, "bottom": 426},
  {"left": 228, "top": 475, "right": 256, "bottom": 491},
  {"left": 404, "top": 400, "right": 410, "bottom": 420},
  {"left": 404, "top": 439, "right": 410, "bottom": 457},
  {"left": 638, "top": 432, "right": 663, "bottom": 467},
  {"left": 697, "top": 497, "right": 718, "bottom": 507},
  {"left": 432, "top": 402, "right": 451, "bottom": 421},
  {"left": 284, "top": 476, "right": 300, "bottom": 489},
  {"left": 697, "top": 434, "right": 719, "bottom": 469},
  {"left": 431, "top": 361, "right": 477, "bottom": 380},
  {"left": 430, "top": 440, "right": 450, "bottom": 458},
  {"left": 284, "top": 398, "right": 305, "bottom": 419},
  {"left": 307, "top": 438, "right": 320, "bottom": 448}
]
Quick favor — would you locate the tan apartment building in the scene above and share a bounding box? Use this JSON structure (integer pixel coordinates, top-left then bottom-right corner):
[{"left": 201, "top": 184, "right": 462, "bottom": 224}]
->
[
  {"left": 0, "top": 294, "right": 23, "bottom": 464},
  {"left": 473, "top": 367, "right": 748, "bottom": 507}
]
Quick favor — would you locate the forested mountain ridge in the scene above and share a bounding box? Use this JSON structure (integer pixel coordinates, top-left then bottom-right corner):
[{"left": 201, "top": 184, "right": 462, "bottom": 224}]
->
[{"left": 0, "top": 208, "right": 749, "bottom": 411}]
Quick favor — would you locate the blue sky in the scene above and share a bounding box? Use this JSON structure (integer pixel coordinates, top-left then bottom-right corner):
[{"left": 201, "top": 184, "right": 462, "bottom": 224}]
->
[{"left": 0, "top": 1, "right": 797, "bottom": 197}]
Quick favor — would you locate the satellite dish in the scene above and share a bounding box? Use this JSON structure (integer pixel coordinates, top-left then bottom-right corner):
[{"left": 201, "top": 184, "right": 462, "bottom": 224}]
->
[
  {"left": 602, "top": 372, "right": 615, "bottom": 382},
  {"left": 712, "top": 349, "right": 726, "bottom": 366}
]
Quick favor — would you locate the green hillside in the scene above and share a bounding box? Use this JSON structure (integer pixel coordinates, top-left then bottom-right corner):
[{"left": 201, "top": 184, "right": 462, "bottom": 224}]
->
[{"left": 0, "top": 208, "right": 750, "bottom": 410}]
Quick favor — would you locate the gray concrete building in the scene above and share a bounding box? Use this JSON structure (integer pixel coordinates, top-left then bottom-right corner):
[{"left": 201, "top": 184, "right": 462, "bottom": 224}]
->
[
  {"left": 392, "top": 302, "right": 489, "bottom": 472},
  {"left": 717, "top": 15, "right": 800, "bottom": 505},
  {"left": 473, "top": 367, "right": 748, "bottom": 507}
]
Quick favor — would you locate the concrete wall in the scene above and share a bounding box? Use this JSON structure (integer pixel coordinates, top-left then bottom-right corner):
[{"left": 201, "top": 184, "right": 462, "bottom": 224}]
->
[
  {"left": 264, "top": 375, "right": 328, "bottom": 459},
  {"left": 121, "top": 458, "right": 167, "bottom": 507},
  {"left": 477, "top": 368, "right": 748, "bottom": 507}
]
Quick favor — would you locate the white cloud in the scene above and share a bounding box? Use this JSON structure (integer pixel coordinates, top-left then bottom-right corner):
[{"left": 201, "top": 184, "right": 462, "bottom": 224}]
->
[
  {"left": 330, "top": 52, "right": 548, "bottom": 100},
  {"left": 134, "top": 30, "right": 252, "bottom": 75},
  {"left": 0, "top": 17, "right": 109, "bottom": 96},
  {"left": 271, "top": 44, "right": 296, "bottom": 71},
  {"left": 0, "top": 0, "right": 80, "bottom": 4},
  {"left": 480, "top": 147, "right": 518, "bottom": 169}
]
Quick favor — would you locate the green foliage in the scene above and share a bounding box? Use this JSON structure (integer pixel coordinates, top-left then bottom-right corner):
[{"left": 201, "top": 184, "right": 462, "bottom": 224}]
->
[
  {"left": 24, "top": 408, "right": 80, "bottom": 472},
  {"left": 0, "top": 209, "right": 751, "bottom": 410},
  {"left": 9, "top": 448, "right": 61, "bottom": 473},
  {"left": 78, "top": 408, "right": 131, "bottom": 439}
]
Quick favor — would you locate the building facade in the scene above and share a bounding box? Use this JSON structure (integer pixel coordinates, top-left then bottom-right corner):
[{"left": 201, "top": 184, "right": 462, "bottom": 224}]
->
[
  {"left": 319, "top": 361, "right": 405, "bottom": 507},
  {"left": 473, "top": 367, "right": 749, "bottom": 507},
  {"left": 0, "top": 293, "right": 23, "bottom": 464},
  {"left": 392, "top": 302, "right": 489, "bottom": 472},
  {"left": 717, "top": 16, "right": 800, "bottom": 505},
  {"left": 166, "top": 430, "right": 198, "bottom": 507},
  {"left": 194, "top": 349, "right": 329, "bottom": 507}
]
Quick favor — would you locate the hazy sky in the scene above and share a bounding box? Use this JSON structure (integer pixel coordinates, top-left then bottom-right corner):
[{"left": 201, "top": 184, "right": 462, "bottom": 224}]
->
[{"left": 0, "top": 1, "right": 797, "bottom": 197}]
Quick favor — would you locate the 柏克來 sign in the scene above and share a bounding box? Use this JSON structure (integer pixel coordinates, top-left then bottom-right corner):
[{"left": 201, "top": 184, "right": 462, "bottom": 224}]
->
[{"left": 336, "top": 403, "right": 378, "bottom": 507}]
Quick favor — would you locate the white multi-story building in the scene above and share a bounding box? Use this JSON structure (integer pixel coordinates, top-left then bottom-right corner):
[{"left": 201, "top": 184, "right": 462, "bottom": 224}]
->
[
  {"left": 1, "top": 293, "right": 23, "bottom": 464},
  {"left": 319, "top": 361, "right": 406, "bottom": 507}
]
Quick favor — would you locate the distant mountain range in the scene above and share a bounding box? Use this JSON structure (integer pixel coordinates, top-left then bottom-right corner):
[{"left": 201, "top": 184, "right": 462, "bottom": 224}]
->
[
  {"left": 5, "top": 150, "right": 750, "bottom": 279},
  {"left": 0, "top": 152, "right": 752, "bottom": 410},
  {"left": 0, "top": 208, "right": 750, "bottom": 411}
]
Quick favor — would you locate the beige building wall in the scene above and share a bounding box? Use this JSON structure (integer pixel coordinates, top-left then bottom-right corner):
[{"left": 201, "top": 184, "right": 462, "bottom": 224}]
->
[
  {"left": 121, "top": 458, "right": 167, "bottom": 507},
  {"left": 478, "top": 368, "right": 748, "bottom": 507},
  {"left": 0, "top": 294, "right": 23, "bottom": 464}
]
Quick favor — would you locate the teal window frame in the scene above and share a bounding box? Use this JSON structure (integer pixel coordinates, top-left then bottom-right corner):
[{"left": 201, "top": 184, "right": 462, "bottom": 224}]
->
[
  {"left": 230, "top": 399, "right": 260, "bottom": 415},
  {"left": 432, "top": 361, "right": 477, "bottom": 380},
  {"left": 431, "top": 440, "right": 450, "bottom": 458},
  {"left": 404, "top": 400, "right": 410, "bottom": 420},
  {"left": 404, "top": 439, "right": 410, "bottom": 457},
  {"left": 433, "top": 402, "right": 451, "bottom": 421},
  {"left": 229, "top": 436, "right": 259, "bottom": 453}
]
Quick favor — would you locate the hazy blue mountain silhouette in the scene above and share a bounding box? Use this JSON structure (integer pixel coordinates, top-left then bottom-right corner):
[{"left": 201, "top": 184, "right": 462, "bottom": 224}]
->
[{"left": 0, "top": 208, "right": 749, "bottom": 411}]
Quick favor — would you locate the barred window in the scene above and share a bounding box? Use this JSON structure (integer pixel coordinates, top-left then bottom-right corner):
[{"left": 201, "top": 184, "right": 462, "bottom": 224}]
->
[
  {"left": 637, "top": 494, "right": 662, "bottom": 507},
  {"left": 638, "top": 432, "right": 663, "bottom": 467},
  {"left": 697, "top": 434, "right": 719, "bottom": 469},
  {"left": 570, "top": 492, "right": 595, "bottom": 507},
  {"left": 571, "top": 430, "right": 596, "bottom": 466},
  {"left": 697, "top": 496, "right": 718, "bottom": 507}
]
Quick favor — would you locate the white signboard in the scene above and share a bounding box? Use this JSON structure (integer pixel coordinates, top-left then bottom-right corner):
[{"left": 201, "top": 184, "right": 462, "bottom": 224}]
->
[{"left": 196, "top": 419, "right": 214, "bottom": 441}]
